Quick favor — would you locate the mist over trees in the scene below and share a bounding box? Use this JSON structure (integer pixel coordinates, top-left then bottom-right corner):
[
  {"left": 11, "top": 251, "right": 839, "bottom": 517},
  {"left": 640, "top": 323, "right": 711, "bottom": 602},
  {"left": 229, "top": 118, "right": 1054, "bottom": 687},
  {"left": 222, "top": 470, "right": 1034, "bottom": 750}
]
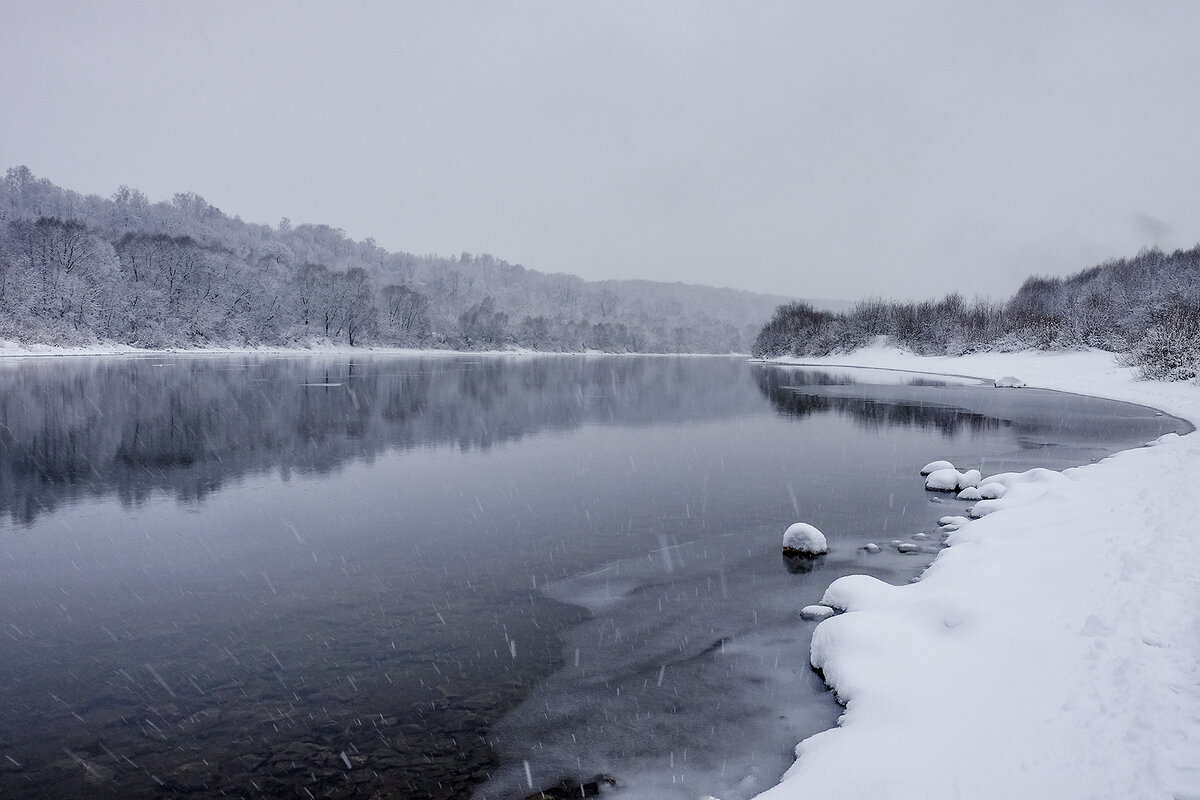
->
[
  {"left": 753, "top": 246, "right": 1200, "bottom": 382},
  {"left": 0, "top": 166, "right": 788, "bottom": 353}
]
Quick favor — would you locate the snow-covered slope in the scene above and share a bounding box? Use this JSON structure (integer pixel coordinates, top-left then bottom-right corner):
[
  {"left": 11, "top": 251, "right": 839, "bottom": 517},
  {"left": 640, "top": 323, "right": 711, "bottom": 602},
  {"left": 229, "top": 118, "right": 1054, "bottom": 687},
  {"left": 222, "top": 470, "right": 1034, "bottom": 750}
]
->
[{"left": 755, "top": 348, "right": 1199, "bottom": 800}]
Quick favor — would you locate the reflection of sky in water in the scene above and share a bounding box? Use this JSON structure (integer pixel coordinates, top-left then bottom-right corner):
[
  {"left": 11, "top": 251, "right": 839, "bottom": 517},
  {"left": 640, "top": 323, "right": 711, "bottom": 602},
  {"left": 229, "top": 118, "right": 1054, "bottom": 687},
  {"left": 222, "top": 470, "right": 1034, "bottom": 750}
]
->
[{"left": 0, "top": 356, "right": 1185, "bottom": 800}]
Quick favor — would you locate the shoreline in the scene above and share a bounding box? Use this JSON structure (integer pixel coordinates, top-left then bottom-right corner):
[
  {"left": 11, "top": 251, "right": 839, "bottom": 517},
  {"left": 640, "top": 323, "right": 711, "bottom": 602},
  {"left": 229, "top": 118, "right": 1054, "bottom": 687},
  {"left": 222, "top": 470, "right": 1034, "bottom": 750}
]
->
[
  {"left": 754, "top": 347, "right": 1200, "bottom": 800},
  {"left": 0, "top": 340, "right": 747, "bottom": 361}
]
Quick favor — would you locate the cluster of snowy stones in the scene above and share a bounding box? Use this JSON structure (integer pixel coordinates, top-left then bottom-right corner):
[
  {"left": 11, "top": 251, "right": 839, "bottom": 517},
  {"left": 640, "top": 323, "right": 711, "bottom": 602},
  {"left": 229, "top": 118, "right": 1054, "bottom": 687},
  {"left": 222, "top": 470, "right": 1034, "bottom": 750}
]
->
[
  {"left": 795, "top": 458, "right": 1070, "bottom": 623},
  {"left": 781, "top": 524, "right": 839, "bottom": 621}
]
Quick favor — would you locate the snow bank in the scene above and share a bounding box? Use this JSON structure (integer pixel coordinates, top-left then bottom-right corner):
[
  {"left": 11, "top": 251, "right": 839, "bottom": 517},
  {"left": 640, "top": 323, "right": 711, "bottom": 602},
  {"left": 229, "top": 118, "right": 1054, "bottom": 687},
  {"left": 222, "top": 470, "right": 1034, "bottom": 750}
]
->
[{"left": 755, "top": 348, "right": 1200, "bottom": 800}]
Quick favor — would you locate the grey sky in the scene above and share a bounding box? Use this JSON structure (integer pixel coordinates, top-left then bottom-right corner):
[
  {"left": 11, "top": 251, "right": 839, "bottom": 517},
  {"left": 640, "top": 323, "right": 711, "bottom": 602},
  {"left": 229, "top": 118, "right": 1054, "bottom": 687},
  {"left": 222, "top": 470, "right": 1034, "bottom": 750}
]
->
[{"left": 2, "top": 1, "right": 1198, "bottom": 302}]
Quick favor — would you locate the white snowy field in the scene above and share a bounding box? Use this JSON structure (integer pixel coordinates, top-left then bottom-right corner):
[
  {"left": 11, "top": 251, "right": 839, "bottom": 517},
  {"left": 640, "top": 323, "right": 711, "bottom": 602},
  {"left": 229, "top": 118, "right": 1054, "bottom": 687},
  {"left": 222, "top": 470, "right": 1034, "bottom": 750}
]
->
[{"left": 756, "top": 348, "right": 1200, "bottom": 800}]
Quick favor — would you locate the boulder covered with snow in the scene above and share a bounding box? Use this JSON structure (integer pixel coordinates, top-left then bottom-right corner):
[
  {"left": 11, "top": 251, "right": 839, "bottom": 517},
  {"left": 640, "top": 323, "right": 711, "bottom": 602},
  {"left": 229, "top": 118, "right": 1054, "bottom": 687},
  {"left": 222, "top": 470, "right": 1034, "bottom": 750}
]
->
[
  {"left": 938, "top": 515, "right": 970, "bottom": 531},
  {"left": 924, "top": 468, "right": 962, "bottom": 491},
  {"left": 956, "top": 486, "right": 983, "bottom": 501},
  {"left": 977, "top": 482, "right": 1007, "bottom": 500},
  {"left": 993, "top": 376, "right": 1026, "bottom": 388},
  {"left": 925, "top": 468, "right": 982, "bottom": 492},
  {"left": 920, "top": 459, "right": 955, "bottom": 476},
  {"left": 863, "top": 542, "right": 881, "bottom": 553},
  {"left": 782, "top": 522, "right": 828, "bottom": 556},
  {"left": 800, "top": 604, "right": 837, "bottom": 621}
]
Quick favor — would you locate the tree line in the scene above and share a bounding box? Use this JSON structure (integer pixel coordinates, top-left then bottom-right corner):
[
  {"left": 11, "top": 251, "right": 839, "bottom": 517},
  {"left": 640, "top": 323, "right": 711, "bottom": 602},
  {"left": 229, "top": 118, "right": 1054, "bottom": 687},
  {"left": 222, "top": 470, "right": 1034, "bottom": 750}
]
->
[
  {"left": 753, "top": 245, "right": 1200, "bottom": 381},
  {"left": 0, "top": 166, "right": 786, "bottom": 353}
]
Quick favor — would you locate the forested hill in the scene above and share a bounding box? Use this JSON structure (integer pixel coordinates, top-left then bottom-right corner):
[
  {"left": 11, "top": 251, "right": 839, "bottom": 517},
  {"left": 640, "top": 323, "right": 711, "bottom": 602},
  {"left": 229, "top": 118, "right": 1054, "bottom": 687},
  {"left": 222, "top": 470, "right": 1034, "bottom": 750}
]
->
[
  {"left": 753, "top": 245, "right": 1200, "bottom": 381},
  {"left": 0, "top": 166, "right": 793, "bottom": 353}
]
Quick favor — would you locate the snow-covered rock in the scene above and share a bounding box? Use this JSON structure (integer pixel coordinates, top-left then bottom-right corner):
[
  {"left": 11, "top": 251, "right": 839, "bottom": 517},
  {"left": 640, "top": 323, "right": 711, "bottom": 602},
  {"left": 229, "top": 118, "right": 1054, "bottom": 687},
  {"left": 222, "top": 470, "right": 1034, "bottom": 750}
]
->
[
  {"left": 925, "top": 468, "right": 981, "bottom": 492},
  {"left": 920, "top": 459, "right": 955, "bottom": 476},
  {"left": 994, "top": 375, "right": 1026, "bottom": 388},
  {"left": 956, "top": 486, "right": 983, "bottom": 501},
  {"left": 938, "top": 515, "right": 970, "bottom": 530},
  {"left": 782, "top": 522, "right": 828, "bottom": 555},
  {"left": 925, "top": 468, "right": 962, "bottom": 491},
  {"left": 977, "top": 482, "right": 1007, "bottom": 500},
  {"left": 863, "top": 543, "right": 881, "bottom": 553},
  {"left": 801, "top": 605, "right": 837, "bottom": 621}
]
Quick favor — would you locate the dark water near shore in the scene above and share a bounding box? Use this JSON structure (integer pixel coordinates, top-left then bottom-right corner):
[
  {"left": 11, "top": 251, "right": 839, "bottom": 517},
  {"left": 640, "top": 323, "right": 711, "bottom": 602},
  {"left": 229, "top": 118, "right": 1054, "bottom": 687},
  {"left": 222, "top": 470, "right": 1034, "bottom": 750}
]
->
[{"left": 0, "top": 355, "right": 1184, "bottom": 799}]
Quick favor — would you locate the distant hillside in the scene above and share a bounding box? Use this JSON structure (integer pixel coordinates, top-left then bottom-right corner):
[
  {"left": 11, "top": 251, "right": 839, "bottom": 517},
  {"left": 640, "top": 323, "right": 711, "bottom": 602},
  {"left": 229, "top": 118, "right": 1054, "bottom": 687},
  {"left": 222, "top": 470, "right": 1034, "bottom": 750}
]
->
[
  {"left": 0, "top": 166, "right": 794, "bottom": 353},
  {"left": 753, "top": 246, "right": 1200, "bottom": 381}
]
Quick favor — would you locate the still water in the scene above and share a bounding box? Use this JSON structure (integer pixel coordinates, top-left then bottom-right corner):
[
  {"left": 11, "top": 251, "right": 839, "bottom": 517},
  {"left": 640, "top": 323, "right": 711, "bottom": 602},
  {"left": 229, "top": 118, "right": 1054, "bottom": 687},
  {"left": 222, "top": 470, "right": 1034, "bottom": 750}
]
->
[{"left": 0, "top": 355, "right": 1184, "bottom": 799}]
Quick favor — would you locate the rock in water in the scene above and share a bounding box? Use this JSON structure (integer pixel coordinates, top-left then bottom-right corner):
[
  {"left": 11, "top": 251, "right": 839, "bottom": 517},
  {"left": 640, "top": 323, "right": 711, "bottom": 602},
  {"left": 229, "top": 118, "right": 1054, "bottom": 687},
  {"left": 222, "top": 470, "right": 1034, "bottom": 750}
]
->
[
  {"left": 782, "top": 522, "right": 828, "bottom": 555},
  {"left": 920, "top": 459, "right": 955, "bottom": 476},
  {"left": 926, "top": 468, "right": 981, "bottom": 492},
  {"left": 801, "top": 604, "right": 836, "bottom": 621},
  {"left": 524, "top": 775, "right": 616, "bottom": 799}
]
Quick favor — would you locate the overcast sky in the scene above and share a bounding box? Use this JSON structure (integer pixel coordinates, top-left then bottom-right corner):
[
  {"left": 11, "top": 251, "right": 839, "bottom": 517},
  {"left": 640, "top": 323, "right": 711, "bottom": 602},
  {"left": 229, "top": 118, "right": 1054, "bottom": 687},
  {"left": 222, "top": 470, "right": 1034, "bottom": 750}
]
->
[{"left": 2, "top": 1, "right": 1198, "bottom": 302}]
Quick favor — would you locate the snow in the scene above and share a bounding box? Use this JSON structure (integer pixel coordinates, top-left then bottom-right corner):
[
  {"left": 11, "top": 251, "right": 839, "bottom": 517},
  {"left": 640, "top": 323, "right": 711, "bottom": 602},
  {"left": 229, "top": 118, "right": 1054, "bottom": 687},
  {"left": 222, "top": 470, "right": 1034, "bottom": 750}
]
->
[
  {"left": 800, "top": 605, "right": 837, "bottom": 621},
  {"left": 754, "top": 347, "right": 1200, "bottom": 800},
  {"left": 782, "top": 523, "right": 828, "bottom": 555},
  {"left": 924, "top": 467, "right": 981, "bottom": 492},
  {"left": 977, "top": 482, "right": 1007, "bottom": 499},
  {"left": 920, "top": 459, "right": 955, "bottom": 475},
  {"left": 955, "top": 486, "right": 983, "bottom": 501}
]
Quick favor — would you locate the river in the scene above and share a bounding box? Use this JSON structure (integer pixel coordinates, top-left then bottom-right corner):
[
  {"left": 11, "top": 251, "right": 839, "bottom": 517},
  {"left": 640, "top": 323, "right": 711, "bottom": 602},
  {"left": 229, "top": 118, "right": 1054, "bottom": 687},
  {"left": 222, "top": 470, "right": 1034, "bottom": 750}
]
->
[{"left": 0, "top": 354, "right": 1183, "bottom": 799}]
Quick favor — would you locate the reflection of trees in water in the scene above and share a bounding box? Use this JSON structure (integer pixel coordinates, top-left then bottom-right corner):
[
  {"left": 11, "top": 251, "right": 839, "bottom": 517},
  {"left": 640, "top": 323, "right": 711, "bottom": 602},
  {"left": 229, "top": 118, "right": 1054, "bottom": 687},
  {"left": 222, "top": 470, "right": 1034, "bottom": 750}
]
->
[
  {"left": 0, "top": 357, "right": 755, "bottom": 524},
  {"left": 753, "top": 366, "right": 1003, "bottom": 437}
]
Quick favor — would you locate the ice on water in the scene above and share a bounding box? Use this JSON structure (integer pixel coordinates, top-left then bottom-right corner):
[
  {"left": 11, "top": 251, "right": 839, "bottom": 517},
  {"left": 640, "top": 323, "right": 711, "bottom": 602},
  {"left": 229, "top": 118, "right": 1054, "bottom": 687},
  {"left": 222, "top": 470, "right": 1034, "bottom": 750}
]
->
[{"left": 476, "top": 528, "right": 839, "bottom": 800}]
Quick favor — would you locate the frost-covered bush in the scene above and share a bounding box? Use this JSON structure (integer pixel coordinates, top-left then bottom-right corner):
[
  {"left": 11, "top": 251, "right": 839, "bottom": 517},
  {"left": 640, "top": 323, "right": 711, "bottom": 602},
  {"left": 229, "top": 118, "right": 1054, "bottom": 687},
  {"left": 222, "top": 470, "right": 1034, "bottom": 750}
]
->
[{"left": 1121, "top": 294, "right": 1200, "bottom": 382}]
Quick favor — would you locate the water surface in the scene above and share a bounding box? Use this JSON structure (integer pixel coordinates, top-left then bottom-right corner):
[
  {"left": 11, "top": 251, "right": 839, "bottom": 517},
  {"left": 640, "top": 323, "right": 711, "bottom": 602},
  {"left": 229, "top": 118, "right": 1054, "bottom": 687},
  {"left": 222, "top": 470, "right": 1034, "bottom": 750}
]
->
[{"left": 0, "top": 355, "right": 1183, "bottom": 799}]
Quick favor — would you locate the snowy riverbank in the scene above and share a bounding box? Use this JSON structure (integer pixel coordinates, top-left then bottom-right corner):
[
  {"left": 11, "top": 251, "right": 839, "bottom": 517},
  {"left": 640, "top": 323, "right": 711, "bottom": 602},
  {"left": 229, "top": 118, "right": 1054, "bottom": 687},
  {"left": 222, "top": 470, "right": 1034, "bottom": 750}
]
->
[
  {"left": 0, "top": 339, "right": 529, "bottom": 359},
  {"left": 0, "top": 340, "right": 745, "bottom": 360},
  {"left": 756, "top": 348, "right": 1199, "bottom": 800}
]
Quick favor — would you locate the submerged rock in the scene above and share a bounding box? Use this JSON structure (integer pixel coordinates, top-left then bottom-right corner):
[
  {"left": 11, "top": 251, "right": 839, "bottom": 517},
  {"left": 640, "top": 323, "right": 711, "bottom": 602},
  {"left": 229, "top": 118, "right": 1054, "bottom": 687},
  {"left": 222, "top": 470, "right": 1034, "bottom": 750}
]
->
[
  {"left": 524, "top": 774, "right": 616, "bottom": 799},
  {"left": 783, "top": 551, "right": 823, "bottom": 574}
]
